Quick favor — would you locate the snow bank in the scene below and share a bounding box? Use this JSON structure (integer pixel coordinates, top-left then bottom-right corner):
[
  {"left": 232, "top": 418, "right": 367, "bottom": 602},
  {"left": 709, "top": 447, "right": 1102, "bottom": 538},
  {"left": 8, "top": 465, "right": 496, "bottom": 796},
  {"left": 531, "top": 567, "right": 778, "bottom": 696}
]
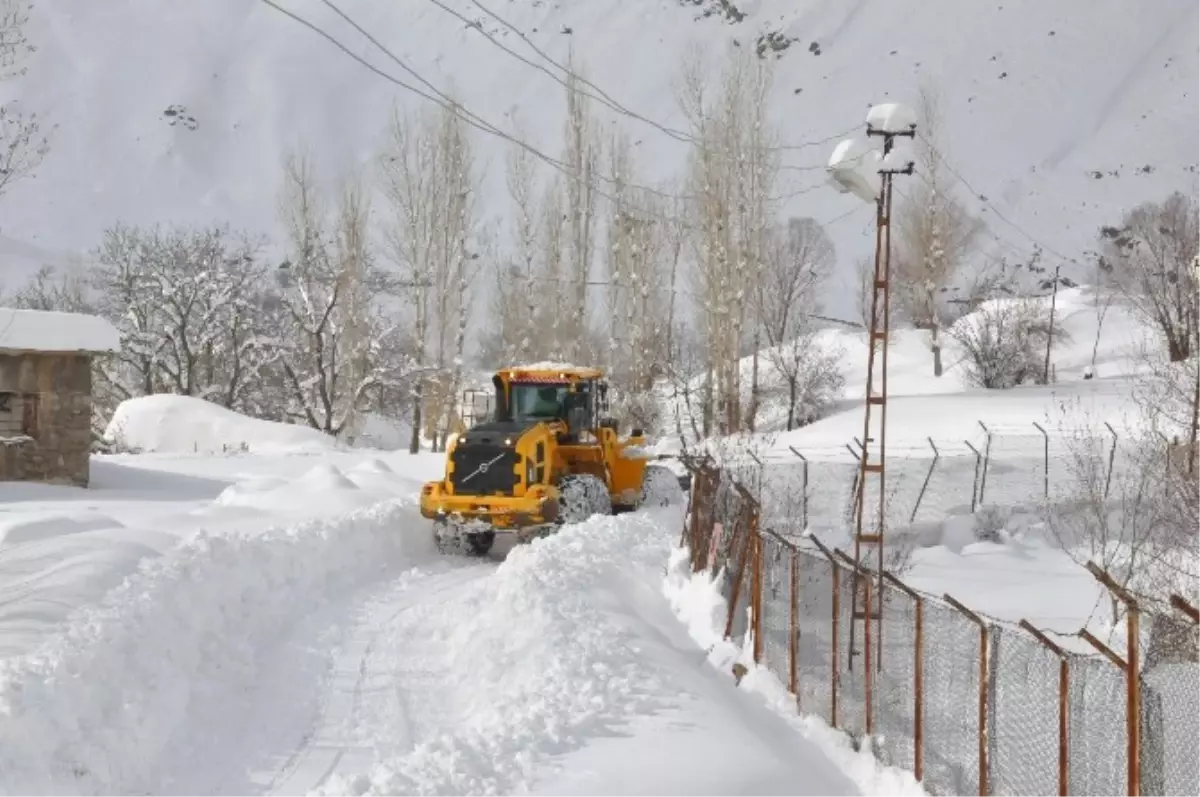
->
[
  {"left": 325, "top": 508, "right": 689, "bottom": 795},
  {"left": 0, "top": 308, "right": 120, "bottom": 353},
  {"left": 663, "top": 548, "right": 927, "bottom": 797},
  {"left": 104, "top": 394, "right": 339, "bottom": 455},
  {"left": 0, "top": 499, "right": 429, "bottom": 794}
]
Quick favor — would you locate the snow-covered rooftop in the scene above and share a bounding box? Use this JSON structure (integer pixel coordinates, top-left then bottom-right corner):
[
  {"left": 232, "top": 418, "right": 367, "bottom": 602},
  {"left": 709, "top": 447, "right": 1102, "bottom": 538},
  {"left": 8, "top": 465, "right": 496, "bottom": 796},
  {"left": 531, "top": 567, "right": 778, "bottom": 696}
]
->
[{"left": 0, "top": 307, "right": 121, "bottom": 354}]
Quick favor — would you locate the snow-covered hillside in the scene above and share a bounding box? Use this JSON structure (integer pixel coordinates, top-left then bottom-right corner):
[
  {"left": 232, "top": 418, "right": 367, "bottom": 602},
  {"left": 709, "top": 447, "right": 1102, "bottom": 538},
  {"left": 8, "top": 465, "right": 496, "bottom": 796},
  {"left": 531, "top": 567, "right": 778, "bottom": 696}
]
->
[{"left": 2, "top": 0, "right": 1197, "bottom": 323}]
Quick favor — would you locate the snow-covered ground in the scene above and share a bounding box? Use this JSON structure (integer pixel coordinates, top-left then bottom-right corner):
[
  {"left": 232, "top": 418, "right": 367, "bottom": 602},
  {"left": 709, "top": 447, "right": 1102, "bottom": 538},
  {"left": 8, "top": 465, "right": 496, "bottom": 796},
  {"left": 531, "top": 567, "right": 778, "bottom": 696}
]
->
[
  {"left": 2, "top": 0, "right": 1197, "bottom": 323},
  {"left": 0, "top": 395, "right": 918, "bottom": 795}
]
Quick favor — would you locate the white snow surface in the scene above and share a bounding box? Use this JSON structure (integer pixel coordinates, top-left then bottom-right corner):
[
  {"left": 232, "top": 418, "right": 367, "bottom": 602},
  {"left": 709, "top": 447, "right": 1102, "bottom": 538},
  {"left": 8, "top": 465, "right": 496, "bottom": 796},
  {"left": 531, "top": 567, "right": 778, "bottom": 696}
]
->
[
  {"left": 1, "top": 0, "right": 1196, "bottom": 323},
  {"left": 865, "top": 102, "right": 918, "bottom": 134},
  {"left": 0, "top": 308, "right": 121, "bottom": 354},
  {"left": 105, "top": 394, "right": 342, "bottom": 455}
]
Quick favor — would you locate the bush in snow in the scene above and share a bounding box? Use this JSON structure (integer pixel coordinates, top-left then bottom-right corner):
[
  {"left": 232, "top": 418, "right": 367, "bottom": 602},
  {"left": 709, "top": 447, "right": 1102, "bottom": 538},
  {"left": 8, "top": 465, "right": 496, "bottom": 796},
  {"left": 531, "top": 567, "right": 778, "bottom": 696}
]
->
[{"left": 950, "top": 297, "right": 1070, "bottom": 389}]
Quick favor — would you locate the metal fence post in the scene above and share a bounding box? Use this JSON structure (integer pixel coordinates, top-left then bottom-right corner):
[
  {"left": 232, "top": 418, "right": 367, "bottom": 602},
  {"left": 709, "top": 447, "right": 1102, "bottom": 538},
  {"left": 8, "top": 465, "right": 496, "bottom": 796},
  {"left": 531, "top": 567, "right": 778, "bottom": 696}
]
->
[
  {"left": 1033, "top": 422, "right": 1049, "bottom": 499},
  {"left": 1020, "top": 620, "right": 1071, "bottom": 796},
  {"left": 944, "top": 594, "right": 992, "bottom": 796},
  {"left": 1104, "top": 422, "right": 1118, "bottom": 500},
  {"left": 1079, "top": 562, "right": 1142, "bottom": 796},
  {"left": 789, "top": 446, "right": 809, "bottom": 532},
  {"left": 789, "top": 546, "right": 800, "bottom": 700},
  {"left": 811, "top": 536, "right": 841, "bottom": 729},
  {"left": 965, "top": 441, "right": 983, "bottom": 513},
  {"left": 977, "top": 421, "right": 993, "bottom": 504},
  {"left": 885, "top": 572, "right": 925, "bottom": 782},
  {"left": 910, "top": 437, "right": 940, "bottom": 524}
]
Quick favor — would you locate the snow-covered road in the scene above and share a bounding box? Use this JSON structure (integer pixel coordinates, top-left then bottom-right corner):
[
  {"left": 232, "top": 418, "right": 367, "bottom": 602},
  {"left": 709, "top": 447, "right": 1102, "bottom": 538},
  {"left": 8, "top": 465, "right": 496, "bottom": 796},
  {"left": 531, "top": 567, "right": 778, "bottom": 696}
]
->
[{"left": 0, "top": 484, "right": 914, "bottom": 796}]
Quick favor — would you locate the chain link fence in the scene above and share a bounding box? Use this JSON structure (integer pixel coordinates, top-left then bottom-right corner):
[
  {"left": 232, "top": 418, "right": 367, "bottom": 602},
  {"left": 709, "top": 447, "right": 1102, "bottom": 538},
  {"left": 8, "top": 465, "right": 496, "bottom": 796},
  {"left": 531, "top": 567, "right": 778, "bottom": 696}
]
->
[{"left": 677, "top": 458, "right": 1200, "bottom": 797}]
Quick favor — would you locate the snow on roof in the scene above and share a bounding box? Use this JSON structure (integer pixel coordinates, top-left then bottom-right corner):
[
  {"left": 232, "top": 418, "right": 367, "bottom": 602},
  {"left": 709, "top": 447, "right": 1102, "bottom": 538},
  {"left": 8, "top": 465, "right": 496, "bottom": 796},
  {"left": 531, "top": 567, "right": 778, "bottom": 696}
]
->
[
  {"left": 0, "top": 307, "right": 121, "bottom": 354},
  {"left": 865, "top": 102, "right": 917, "bottom": 134},
  {"left": 505, "top": 362, "right": 603, "bottom": 375}
]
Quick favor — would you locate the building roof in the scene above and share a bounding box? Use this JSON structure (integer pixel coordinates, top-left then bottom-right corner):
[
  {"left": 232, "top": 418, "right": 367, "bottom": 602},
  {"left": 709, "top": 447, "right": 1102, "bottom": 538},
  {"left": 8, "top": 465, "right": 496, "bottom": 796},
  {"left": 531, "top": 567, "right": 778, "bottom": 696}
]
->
[{"left": 0, "top": 307, "right": 121, "bottom": 355}]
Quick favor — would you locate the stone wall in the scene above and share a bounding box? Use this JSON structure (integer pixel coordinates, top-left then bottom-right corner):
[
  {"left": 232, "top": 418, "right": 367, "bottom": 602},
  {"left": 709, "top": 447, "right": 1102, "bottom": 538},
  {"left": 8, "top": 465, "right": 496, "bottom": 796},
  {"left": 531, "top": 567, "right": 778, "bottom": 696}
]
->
[{"left": 0, "top": 352, "right": 94, "bottom": 487}]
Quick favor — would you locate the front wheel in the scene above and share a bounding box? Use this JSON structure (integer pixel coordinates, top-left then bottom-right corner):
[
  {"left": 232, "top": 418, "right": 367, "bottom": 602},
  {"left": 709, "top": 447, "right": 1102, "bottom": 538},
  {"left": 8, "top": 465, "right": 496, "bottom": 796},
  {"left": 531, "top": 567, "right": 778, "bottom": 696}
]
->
[
  {"left": 639, "top": 463, "right": 685, "bottom": 509},
  {"left": 557, "top": 474, "right": 612, "bottom": 525}
]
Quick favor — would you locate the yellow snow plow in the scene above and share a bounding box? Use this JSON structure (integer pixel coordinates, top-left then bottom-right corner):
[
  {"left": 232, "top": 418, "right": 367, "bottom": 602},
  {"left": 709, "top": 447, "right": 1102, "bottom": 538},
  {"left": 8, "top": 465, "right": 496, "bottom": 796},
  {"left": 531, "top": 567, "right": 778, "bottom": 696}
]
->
[{"left": 419, "top": 364, "right": 682, "bottom": 555}]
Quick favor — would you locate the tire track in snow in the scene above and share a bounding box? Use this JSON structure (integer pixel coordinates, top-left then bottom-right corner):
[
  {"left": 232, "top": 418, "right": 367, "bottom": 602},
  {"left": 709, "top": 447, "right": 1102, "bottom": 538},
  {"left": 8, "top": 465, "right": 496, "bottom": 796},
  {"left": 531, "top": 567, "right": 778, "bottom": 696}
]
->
[{"left": 266, "top": 562, "right": 492, "bottom": 796}]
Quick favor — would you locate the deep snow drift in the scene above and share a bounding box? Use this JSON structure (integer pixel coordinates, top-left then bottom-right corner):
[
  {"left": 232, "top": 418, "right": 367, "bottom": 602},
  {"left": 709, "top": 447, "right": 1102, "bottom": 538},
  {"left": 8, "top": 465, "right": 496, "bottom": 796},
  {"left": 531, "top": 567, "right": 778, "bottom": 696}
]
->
[{"left": 2, "top": 0, "right": 1197, "bottom": 320}]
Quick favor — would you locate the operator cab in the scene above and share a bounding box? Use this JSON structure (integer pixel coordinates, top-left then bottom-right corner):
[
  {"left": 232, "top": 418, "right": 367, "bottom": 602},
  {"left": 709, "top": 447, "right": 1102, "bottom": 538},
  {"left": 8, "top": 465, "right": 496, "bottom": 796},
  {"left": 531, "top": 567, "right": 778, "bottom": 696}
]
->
[{"left": 492, "top": 366, "right": 611, "bottom": 441}]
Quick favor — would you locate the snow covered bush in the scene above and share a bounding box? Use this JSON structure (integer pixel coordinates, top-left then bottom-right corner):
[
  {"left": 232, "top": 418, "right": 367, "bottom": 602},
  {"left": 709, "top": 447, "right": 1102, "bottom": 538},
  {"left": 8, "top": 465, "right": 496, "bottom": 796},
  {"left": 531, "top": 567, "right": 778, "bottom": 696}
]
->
[
  {"left": 608, "top": 387, "right": 662, "bottom": 435},
  {"left": 951, "top": 297, "right": 1069, "bottom": 389}
]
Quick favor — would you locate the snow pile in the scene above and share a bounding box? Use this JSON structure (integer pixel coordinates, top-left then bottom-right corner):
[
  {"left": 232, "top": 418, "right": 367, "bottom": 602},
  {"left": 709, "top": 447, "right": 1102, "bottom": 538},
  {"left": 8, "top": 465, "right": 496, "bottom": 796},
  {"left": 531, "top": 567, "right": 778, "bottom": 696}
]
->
[
  {"left": 212, "top": 460, "right": 419, "bottom": 515},
  {"left": 325, "top": 508, "right": 688, "bottom": 796},
  {"left": 662, "top": 549, "right": 928, "bottom": 796},
  {"left": 0, "top": 499, "right": 428, "bottom": 794},
  {"left": 0, "top": 308, "right": 120, "bottom": 353},
  {"left": 104, "top": 394, "right": 339, "bottom": 455}
]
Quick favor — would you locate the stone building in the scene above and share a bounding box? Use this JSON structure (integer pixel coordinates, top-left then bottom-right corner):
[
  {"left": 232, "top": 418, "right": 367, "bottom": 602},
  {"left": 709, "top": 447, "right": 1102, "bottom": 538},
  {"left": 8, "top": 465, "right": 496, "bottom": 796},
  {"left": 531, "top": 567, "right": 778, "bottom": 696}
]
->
[{"left": 0, "top": 308, "right": 121, "bottom": 487}]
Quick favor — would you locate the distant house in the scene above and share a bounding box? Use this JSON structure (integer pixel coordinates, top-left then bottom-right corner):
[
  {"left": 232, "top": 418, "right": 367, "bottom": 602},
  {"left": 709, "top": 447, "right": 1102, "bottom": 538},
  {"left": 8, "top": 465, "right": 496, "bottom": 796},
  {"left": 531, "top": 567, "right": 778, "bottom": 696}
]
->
[{"left": 0, "top": 308, "right": 121, "bottom": 487}]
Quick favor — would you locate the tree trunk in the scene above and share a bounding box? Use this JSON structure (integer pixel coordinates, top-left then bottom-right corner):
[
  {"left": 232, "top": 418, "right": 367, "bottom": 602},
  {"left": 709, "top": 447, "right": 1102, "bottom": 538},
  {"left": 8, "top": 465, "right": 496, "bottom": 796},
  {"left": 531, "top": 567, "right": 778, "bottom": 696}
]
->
[
  {"left": 787, "top": 378, "right": 798, "bottom": 431},
  {"left": 408, "top": 379, "right": 423, "bottom": 454},
  {"left": 931, "top": 324, "right": 944, "bottom": 377}
]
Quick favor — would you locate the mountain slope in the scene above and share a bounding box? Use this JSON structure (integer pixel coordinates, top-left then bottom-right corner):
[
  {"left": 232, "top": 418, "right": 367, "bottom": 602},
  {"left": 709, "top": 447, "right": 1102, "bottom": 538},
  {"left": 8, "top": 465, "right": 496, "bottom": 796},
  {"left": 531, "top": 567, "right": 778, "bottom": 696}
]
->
[{"left": 2, "top": 0, "right": 1197, "bottom": 321}]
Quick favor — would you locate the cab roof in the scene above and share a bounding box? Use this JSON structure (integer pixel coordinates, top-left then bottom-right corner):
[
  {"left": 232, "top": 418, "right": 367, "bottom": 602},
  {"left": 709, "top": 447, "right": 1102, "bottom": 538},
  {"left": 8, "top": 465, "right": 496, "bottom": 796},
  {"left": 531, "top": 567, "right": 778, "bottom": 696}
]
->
[{"left": 497, "top": 362, "right": 604, "bottom": 382}]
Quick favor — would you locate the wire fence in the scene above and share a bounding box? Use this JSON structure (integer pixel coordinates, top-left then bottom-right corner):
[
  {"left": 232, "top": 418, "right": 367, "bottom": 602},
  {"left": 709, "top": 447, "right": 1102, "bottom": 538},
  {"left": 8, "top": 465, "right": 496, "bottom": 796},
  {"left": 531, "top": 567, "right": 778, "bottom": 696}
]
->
[
  {"left": 678, "top": 457, "right": 1200, "bottom": 796},
  {"left": 729, "top": 424, "right": 1159, "bottom": 542}
]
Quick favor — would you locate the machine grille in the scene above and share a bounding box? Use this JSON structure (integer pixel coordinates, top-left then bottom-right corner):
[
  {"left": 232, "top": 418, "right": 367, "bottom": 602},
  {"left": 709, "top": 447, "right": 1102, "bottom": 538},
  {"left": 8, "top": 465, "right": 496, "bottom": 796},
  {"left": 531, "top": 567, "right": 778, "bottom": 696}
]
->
[{"left": 450, "top": 443, "right": 520, "bottom": 496}]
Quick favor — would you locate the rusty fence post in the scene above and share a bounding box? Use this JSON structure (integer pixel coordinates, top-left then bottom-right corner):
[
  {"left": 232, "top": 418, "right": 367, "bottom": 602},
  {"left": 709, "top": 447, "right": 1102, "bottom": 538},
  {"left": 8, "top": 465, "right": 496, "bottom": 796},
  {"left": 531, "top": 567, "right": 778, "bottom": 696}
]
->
[
  {"left": 1079, "top": 562, "right": 1141, "bottom": 796},
  {"left": 1103, "top": 422, "right": 1118, "bottom": 500},
  {"left": 722, "top": 488, "right": 755, "bottom": 641},
  {"left": 846, "top": 442, "right": 863, "bottom": 524},
  {"left": 885, "top": 572, "right": 925, "bottom": 783},
  {"left": 944, "top": 594, "right": 992, "bottom": 796},
  {"left": 811, "top": 535, "right": 841, "bottom": 730},
  {"left": 1169, "top": 594, "right": 1199, "bottom": 624},
  {"left": 1020, "top": 620, "right": 1071, "bottom": 796},
  {"left": 749, "top": 501, "right": 764, "bottom": 665}
]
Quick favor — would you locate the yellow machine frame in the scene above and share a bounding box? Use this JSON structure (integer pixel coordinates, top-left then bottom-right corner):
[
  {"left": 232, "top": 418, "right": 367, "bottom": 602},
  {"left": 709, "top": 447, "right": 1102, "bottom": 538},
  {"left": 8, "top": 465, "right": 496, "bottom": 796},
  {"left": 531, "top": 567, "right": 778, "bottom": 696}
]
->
[{"left": 419, "top": 365, "right": 650, "bottom": 531}]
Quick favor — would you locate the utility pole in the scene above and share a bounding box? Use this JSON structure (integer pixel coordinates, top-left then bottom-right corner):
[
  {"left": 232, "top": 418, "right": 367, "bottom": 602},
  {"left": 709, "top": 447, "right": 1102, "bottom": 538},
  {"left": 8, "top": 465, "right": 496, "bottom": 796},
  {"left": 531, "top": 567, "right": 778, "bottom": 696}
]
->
[
  {"left": 1043, "top": 265, "right": 1062, "bottom": 384},
  {"left": 833, "top": 109, "right": 916, "bottom": 678}
]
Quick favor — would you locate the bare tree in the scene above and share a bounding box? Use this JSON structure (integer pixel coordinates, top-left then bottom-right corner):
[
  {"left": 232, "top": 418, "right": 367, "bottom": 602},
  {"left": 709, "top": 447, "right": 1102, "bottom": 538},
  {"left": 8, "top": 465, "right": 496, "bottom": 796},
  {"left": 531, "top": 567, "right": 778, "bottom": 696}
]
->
[
  {"left": 1101, "top": 191, "right": 1199, "bottom": 363},
  {"left": 0, "top": 1, "right": 49, "bottom": 199},
  {"left": 379, "top": 97, "right": 478, "bottom": 451},
  {"left": 893, "top": 85, "right": 985, "bottom": 376},
  {"left": 561, "top": 54, "right": 601, "bottom": 362},
  {"left": 679, "top": 44, "right": 781, "bottom": 435},
  {"left": 276, "top": 151, "right": 408, "bottom": 437},
  {"left": 752, "top": 217, "right": 843, "bottom": 429}
]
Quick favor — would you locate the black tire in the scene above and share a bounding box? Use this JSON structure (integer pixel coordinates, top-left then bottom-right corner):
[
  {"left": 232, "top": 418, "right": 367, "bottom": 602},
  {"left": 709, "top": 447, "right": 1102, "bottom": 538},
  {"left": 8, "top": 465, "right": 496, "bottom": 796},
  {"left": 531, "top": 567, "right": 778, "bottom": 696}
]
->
[
  {"left": 557, "top": 474, "right": 612, "bottom": 525},
  {"left": 639, "top": 464, "right": 685, "bottom": 509},
  {"left": 464, "top": 530, "right": 495, "bottom": 557}
]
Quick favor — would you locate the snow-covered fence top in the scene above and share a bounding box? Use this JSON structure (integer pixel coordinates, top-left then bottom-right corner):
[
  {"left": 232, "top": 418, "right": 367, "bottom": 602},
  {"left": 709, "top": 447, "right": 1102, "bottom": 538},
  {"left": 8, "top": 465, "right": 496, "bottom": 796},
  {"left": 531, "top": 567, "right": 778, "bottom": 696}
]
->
[{"left": 0, "top": 308, "right": 121, "bottom": 354}]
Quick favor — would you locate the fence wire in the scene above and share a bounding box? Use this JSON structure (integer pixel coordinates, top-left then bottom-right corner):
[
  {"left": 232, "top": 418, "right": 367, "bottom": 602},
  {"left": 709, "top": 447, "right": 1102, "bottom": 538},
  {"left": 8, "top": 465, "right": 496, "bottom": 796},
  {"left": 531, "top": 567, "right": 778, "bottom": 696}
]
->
[
  {"left": 1141, "top": 662, "right": 1200, "bottom": 796},
  {"left": 680, "top": 460, "right": 1198, "bottom": 797},
  {"left": 759, "top": 535, "right": 792, "bottom": 684},
  {"left": 989, "top": 625, "right": 1062, "bottom": 795},
  {"left": 872, "top": 581, "right": 918, "bottom": 774},
  {"left": 1068, "top": 654, "right": 1128, "bottom": 796},
  {"left": 921, "top": 600, "right": 986, "bottom": 796},
  {"left": 794, "top": 549, "right": 836, "bottom": 727}
]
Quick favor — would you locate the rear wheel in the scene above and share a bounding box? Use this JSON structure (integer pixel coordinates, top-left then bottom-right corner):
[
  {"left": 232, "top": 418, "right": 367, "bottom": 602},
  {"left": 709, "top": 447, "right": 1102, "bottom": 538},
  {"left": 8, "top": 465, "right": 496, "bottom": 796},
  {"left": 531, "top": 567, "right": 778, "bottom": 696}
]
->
[{"left": 557, "top": 474, "right": 612, "bottom": 525}]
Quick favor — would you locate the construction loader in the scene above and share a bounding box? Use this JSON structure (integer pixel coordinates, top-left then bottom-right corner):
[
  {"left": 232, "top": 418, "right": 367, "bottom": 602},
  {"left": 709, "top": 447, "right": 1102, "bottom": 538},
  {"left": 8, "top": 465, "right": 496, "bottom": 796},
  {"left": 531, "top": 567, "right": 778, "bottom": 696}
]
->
[{"left": 419, "top": 364, "right": 684, "bottom": 556}]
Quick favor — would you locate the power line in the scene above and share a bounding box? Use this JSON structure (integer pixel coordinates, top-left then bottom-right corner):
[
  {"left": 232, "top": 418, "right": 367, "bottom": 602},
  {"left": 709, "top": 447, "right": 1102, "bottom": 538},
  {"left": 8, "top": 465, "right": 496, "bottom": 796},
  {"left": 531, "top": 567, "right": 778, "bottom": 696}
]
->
[
  {"left": 259, "top": 0, "right": 847, "bottom": 229},
  {"left": 916, "top": 132, "right": 1084, "bottom": 267},
  {"left": 454, "top": 0, "right": 859, "bottom": 154}
]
